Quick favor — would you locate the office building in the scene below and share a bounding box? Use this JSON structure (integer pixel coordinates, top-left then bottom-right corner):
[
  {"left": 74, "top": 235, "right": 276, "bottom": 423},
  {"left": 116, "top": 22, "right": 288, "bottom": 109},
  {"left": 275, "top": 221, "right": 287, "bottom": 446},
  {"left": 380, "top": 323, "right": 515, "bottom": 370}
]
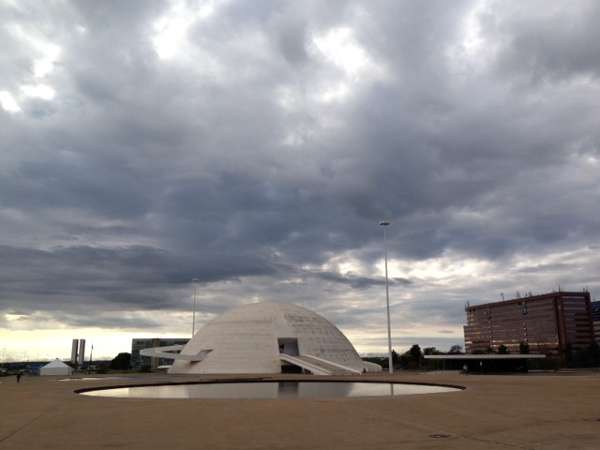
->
[
  {"left": 464, "top": 291, "right": 594, "bottom": 355},
  {"left": 70, "top": 339, "right": 79, "bottom": 364},
  {"left": 78, "top": 339, "right": 86, "bottom": 365},
  {"left": 592, "top": 301, "right": 600, "bottom": 344}
]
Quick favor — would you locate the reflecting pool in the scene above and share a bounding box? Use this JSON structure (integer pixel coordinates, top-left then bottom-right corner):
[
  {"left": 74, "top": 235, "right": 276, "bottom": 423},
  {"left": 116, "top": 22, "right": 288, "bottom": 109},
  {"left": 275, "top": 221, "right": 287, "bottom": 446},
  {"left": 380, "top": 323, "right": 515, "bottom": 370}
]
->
[{"left": 80, "top": 381, "right": 461, "bottom": 399}]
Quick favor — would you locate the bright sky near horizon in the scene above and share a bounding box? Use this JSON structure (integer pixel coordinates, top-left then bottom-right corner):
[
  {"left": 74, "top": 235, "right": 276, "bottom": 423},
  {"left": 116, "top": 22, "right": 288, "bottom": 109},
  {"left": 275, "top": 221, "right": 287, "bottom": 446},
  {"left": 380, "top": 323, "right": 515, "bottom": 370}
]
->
[{"left": 2, "top": 0, "right": 600, "bottom": 361}]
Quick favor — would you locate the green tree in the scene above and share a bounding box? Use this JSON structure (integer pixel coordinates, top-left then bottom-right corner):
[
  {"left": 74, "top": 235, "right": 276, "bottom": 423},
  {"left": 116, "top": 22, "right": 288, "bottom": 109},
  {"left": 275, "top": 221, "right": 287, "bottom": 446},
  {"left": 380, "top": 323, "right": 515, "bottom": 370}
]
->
[
  {"left": 498, "top": 344, "right": 509, "bottom": 354},
  {"left": 449, "top": 345, "right": 463, "bottom": 354},
  {"left": 407, "top": 344, "right": 423, "bottom": 368},
  {"left": 399, "top": 352, "right": 412, "bottom": 369},
  {"left": 110, "top": 352, "right": 131, "bottom": 371},
  {"left": 391, "top": 350, "right": 401, "bottom": 368},
  {"left": 589, "top": 342, "right": 600, "bottom": 367},
  {"left": 409, "top": 344, "right": 423, "bottom": 360},
  {"left": 519, "top": 342, "right": 530, "bottom": 354}
]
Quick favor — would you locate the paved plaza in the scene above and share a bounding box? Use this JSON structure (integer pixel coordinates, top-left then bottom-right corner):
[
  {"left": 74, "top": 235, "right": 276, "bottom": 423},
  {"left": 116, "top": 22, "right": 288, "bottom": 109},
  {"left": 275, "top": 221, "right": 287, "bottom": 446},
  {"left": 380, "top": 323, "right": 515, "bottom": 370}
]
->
[{"left": 1, "top": 371, "right": 599, "bottom": 450}]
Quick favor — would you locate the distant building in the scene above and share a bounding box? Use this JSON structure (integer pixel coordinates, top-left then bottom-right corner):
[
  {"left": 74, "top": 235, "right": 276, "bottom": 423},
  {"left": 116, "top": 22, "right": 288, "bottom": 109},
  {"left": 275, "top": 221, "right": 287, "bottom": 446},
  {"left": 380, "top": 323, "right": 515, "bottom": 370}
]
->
[
  {"left": 131, "top": 338, "right": 189, "bottom": 370},
  {"left": 78, "top": 339, "right": 86, "bottom": 365},
  {"left": 464, "top": 291, "right": 594, "bottom": 356},
  {"left": 592, "top": 301, "right": 600, "bottom": 344},
  {"left": 70, "top": 338, "right": 87, "bottom": 366},
  {"left": 71, "top": 339, "right": 79, "bottom": 364}
]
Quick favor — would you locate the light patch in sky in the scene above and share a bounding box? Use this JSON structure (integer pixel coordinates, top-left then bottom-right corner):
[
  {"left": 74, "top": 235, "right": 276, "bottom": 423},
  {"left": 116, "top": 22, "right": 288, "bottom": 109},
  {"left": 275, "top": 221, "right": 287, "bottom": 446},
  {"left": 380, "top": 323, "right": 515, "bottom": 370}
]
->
[
  {"left": 0, "top": 90, "right": 21, "bottom": 112},
  {"left": 379, "top": 253, "right": 493, "bottom": 282},
  {"left": 312, "top": 27, "right": 370, "bottom": 77},
  {"left": 311, "top": 27, "right": 385, "bottom": 103},
  {"left": 445, "top": 0, "right": 492, "bottom": 75},
  {"left": 152, "top": 0, "right": 217, "bottom": 60},
  {"left": 347, "top": 328, "right": 464, "bottom": 354},
  {"left": 33, "top": 44, "right": 61, "bottom": 78},
  {"left": 282, "top": 132, "right": 305, "bottom": 147},
  {"left": 323, "top": 253, "right": 366, "bottom": 275},
  {"left": 7, "top": 24, "right": 61, "bottom": 78},
  {"left": 319, "top": 82, "right": 350, "bottom": 103},
  {"left": 1, "top": 0, "right": 22, "bottom": 9},
  {"left": 5, "top": 313, "right": 27, "bottom": 321},
  {"left": 0, "top": 310, "right": 198, "bottom": 362},
  {"left": 513, "top": 247, "right": 592, "bottom": 274},
  {"left": 461, "top": 1, "right": 487, "bottom": 58},
  {"left": 20, "top": 83, "right": 56, "bottom": 100},
  {"left": 0, "top": 329, "right": 190, "bottom": 362}
]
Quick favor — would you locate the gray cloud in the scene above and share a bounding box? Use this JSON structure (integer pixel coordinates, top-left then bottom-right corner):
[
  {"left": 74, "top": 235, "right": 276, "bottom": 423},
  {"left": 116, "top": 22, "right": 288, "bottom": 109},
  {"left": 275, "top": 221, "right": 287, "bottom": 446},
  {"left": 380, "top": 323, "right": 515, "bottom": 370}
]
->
[
  {"left": 490, "top": 1, "right": 600, "bottom": 82},
  {"left": 1, "top": 0, "right": 600, "bottom": 355}
]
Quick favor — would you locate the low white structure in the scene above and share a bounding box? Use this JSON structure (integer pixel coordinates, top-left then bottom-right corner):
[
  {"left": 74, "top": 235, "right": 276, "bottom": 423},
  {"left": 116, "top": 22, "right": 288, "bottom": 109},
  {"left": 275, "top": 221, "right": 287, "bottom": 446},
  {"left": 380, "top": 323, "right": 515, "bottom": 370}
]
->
[
  {"left": 424, "top": 354, "right": 546, "bottom": 360},
  {"left": 40, "top": 359, "right": 73, "bottom": 376},
  {"left": 164, "top": 302, "right": 381, "bottom": 375}
]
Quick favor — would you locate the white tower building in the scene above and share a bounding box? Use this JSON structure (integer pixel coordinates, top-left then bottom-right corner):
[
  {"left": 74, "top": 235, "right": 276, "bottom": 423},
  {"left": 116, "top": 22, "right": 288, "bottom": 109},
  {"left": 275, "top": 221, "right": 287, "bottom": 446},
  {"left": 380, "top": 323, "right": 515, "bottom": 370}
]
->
[
  {"left": 78, "top": 339, "right": 86, "bottom": 365},
  {"left": 71, "top": 339, "right": 79, "bottom": 364}
]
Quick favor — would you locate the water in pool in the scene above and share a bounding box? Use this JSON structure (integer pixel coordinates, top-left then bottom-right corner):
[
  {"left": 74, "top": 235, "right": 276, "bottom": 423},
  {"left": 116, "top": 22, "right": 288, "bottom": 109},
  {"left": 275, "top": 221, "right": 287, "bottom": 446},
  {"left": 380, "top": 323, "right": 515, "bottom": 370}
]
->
[{"left": 80, "top": 381, "right": 460, "bottom": 399}]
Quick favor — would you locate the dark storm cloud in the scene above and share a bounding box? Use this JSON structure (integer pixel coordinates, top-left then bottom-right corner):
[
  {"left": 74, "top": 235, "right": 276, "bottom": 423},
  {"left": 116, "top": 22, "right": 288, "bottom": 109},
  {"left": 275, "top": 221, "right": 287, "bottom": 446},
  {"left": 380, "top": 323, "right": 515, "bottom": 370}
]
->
[
  {"left": 0, "top": 244, "right": 274, "bottom": 310},
  {"left": 0, "top": 157, "right": 153, "bottom": 218},
  {"left": 312, "top": 271, "right": 411, "bottom": 289},
  {"left": 3, "top": 310, "right": 162, "bottom": 330},
  {"left": 1, "top": 0, "right": 600, "bottom": 347},
  {"left": 491, "top": 1, "right": 600, "bottom": 82}
]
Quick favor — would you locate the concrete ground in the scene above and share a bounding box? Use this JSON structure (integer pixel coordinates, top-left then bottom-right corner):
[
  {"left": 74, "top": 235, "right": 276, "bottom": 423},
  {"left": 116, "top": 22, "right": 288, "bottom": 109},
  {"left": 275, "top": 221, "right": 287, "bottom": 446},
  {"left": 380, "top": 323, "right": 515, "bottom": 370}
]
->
[{"left": 1, "top": 371, "right": 599, "bottom": 450}]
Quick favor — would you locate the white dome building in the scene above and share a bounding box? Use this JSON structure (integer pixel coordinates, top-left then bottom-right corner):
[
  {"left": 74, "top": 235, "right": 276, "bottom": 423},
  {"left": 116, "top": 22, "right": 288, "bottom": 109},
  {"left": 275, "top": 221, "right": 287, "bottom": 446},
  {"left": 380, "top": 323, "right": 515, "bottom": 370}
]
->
[{"left": 166, "top": 302, "right": 381, "bottom": 375}]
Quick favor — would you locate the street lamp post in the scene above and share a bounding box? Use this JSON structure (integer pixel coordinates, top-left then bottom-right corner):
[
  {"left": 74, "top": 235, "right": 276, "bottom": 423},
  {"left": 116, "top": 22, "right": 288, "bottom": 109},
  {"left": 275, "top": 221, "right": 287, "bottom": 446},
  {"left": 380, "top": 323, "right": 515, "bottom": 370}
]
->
[
  {"left": 192, "top": 278, "right": 199, "bottom": 337},
  {"left": 379, "top": 220, "right": 393, "bottom": 374}
]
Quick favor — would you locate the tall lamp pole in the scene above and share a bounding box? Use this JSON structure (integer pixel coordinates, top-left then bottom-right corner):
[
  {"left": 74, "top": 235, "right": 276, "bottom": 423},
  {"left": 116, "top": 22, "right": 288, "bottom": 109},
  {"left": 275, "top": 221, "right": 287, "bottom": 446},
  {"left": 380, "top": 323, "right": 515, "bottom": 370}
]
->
[
  {"left": 379, "top": 220, "right": 393, "bottom": 374},
  {"left": 192, "top": 278, "right": 199, "bottom": 337}
]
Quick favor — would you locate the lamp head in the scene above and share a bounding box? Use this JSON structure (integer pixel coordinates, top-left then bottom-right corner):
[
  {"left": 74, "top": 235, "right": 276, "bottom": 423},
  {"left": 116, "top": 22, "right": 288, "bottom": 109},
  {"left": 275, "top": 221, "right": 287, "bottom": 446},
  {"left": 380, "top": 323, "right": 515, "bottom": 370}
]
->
[{"left": 379, "top": 221, "right": 391, "bottom": 226}]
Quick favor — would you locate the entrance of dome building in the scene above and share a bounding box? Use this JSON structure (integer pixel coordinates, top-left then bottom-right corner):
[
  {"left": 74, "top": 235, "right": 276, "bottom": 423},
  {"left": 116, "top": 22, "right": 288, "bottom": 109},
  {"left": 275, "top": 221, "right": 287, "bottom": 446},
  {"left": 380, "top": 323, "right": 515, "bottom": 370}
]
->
[
  {"left": 278, "top": 338, "right": 299, "bottom": 356},
  {"left": 278, "top": 338, "right": 302, "bottom": 373}
]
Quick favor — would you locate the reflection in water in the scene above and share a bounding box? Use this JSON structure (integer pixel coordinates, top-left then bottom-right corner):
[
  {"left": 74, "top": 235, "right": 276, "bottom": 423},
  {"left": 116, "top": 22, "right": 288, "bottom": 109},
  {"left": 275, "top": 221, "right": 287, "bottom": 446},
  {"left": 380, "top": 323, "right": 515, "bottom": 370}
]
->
[
  {"left": 278, "top": 381, "right": 298, "bottom": 397},
  {"left": 81, "top": 382, "right": 460, "bottom": 399},
  {"left": 58, "top": 377, "right": 126, "bottom": 382}
]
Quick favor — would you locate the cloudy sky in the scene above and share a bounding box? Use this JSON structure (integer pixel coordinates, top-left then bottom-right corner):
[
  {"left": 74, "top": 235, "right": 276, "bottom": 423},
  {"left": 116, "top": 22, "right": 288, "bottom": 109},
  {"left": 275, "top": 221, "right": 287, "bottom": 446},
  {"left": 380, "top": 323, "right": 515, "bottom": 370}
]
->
[{"left": 1, "top": 0, "right": 600, "bottom": 361}]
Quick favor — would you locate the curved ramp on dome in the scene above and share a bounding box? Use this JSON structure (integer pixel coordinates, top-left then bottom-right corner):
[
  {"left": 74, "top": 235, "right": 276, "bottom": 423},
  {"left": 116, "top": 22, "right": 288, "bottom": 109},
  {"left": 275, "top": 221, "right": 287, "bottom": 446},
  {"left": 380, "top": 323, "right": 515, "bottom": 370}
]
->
[{"left": 168, "top": 302, "right": 381, "bottom": 375}]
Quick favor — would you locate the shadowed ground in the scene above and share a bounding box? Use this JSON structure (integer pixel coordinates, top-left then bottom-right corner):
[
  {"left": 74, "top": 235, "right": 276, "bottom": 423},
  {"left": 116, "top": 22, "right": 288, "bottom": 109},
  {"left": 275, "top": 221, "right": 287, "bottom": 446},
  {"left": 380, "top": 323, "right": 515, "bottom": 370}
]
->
[{"left": 1, "top": 371, "right": 599, "bottom": 449}]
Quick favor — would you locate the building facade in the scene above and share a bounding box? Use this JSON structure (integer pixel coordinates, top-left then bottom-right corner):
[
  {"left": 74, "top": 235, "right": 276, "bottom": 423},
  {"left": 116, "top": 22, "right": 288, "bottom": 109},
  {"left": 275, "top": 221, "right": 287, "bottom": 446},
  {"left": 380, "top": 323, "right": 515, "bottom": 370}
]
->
[
  {"left": 169, "top": 302, "right": 381, "bottom": 375},
  {"left": 71, "top": 339, "right": 79, "bottom": 364},
  {"left": 78, "top": 339, "right": 86, "bottom": 365},
  {"left": 592, "top": 301, "right": 600, "bottom": 344},
  {"left": 464, "top": 291, "right": 594, "bottom": 355},
  {"left": 131, "top": 338, "right": 189, "bottom": 370}
]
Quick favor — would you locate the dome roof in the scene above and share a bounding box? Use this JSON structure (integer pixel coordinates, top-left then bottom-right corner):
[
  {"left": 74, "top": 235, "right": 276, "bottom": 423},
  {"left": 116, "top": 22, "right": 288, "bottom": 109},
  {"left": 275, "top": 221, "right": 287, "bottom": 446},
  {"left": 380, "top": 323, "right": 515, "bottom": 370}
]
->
[{"left": 169, "top": 302, "right": 380, "bottom": 375}]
